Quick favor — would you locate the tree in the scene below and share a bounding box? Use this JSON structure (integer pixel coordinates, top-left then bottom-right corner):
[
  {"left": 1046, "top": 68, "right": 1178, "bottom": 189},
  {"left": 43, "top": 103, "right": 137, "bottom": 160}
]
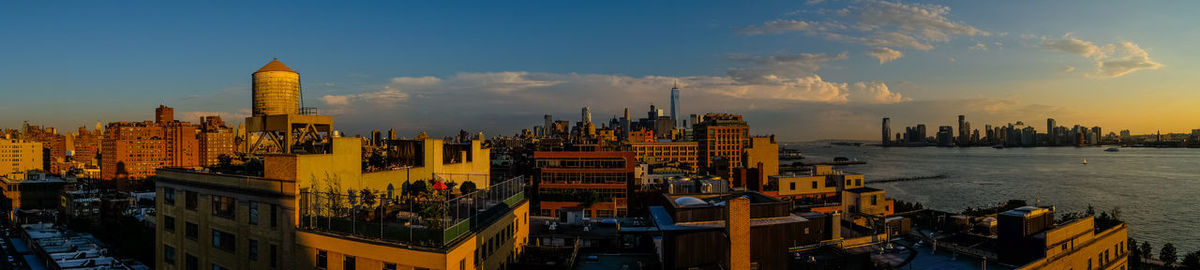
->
[
  {"left": 460, "top": 181, "right": 478, "bottom": 194},
  {"left": 1162, "top": 243, "right": 1179, "bottom": 268},
  {"left": 406, "top": 180, "right": 428, "bottom": 196},
  {"left": 1085, "top": 204, "right": 1096, "bottom": 217},
  {"left": 1181, "top": 251, "right": 1200, "bottom": 270},
  {"left": 1129, "top": 238, "right": 1142, "bottom": 270},
  {"left": 217, "top": 154, "right": 233, "bottom": 167},
  {"left": 1141, "top": 242, "right": 1153, "bottom": 262}
]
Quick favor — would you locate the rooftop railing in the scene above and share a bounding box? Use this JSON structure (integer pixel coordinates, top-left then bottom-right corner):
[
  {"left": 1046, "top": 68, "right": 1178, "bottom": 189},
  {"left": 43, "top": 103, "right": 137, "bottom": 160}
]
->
[{"left": 298, "top": 176, "right": 525, "bottom": 249}]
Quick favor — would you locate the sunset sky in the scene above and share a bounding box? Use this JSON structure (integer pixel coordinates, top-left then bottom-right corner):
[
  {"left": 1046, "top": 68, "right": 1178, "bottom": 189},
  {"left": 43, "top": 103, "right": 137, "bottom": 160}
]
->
[{"left": 2, "top": 1, "right": 1198, "bottom": 140}]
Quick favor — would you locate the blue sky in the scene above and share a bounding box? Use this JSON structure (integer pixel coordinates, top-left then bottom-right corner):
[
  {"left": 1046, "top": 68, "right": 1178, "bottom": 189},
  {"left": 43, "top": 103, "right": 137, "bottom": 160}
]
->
[{"left": 2, "top": 1, "right": 1197, "bottom": 140}]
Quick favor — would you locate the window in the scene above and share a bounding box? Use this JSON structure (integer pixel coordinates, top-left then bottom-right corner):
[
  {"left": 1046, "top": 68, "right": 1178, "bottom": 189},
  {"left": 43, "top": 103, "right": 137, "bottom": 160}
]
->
[
  {"left": 270, "top": 244, "right": 278, "bottom": 268},
  {"left": 1062, "top": 243, "right": 1068, "bottom": 251},
  {"left": 164, "top": 245, "right": 176, "bottom": 265},
  {"left": 185, "top": 191, "right": 198, "bottom": 211},
  {"left": 212, "top": 229, "right": 236, "bottom": 253},
  {"left": 789, "top": 182, "right": 795, "bottom": 190},
  {"left": 249, "top": 201, "right": 259, "bottom": 225},
  {"left": 164, "top": 215, "right": 176, "bottom": 233},
  {"left": 186, "top": 254, "right": 198, "bottom": 270},
  {"left": 811, "top": 181, "right": 817, "bottom": 189},
  {"left": 460, "top": 259, "right": 466, "bottom": 270},
  {"left": 249, "top": 239, "right": 259, "bottom": 261},
  {"left": 185, "top": 222, "right": 198, "bottom": 240},
  {"left": 856, "top": 179, "right": 862, "bottom": 186},
  {"left": 343, "top": 255, "right": 356, "bottom": 270},
  {"left": 270, "top": 204, "right": 278, "bottom": 228},
  {"left": 316, "top": 250, "right": 328, "bottom": 269},
  {"left": 164, "top": 187, "right": 176, "bottom": 205},
  {"left": 212, "top": 195, "right": 236, "bottom": 219},
  {"left": 383, "top": 263, "right": 397, "bottom": 270},
  {"left": 871, "top": 195, "right": 878, "bottom": 205}
]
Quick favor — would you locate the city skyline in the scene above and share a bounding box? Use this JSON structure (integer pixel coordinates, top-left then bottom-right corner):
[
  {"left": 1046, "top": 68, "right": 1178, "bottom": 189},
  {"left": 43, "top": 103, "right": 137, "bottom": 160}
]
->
[{"left": 4, "top": 1, "right": 1200, "bottom": 140}]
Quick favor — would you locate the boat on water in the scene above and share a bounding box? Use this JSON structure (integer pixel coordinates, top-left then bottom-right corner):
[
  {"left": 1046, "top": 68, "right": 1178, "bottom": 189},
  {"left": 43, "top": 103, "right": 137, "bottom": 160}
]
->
[
  {"left": 1105, "top": 147, "right": 1120, "bottom": 152},
  {"left": 1082, "top": 158, "right": 1088, "bottom": 165}
]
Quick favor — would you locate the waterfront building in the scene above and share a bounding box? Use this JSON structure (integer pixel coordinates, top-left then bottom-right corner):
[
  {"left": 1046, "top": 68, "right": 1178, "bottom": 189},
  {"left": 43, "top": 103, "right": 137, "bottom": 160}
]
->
[
  {"left": 533, "top": 151, "right": 635, "bottom": 217},
  {"left": 937, "top": 126, "right": 954, "bottom": 147},
  {"left": 958, "top": 115, "right": 968, "bottom": 146},
  {"left": 881, "top": 117, "right": 891, "bottom": 145},
  {"left": 1, "top": 138, "right": 43, "bottom": 180},
  {"left": 693, "top": 113, "right": 749, "bottom": 173}
]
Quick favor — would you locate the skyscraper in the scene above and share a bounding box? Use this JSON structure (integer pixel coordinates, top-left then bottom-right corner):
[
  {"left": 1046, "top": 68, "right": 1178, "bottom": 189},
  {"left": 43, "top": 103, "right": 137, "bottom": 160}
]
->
[
  {"left": 957, "top": 115, "right": 967, "bottom": 146},
  {"left": 670, "top": 82, "right": 680, "bottom": 126},
  {"left": 1046, "top": 118, "right": 1056, "bottom": 145},
  {"left": 544, "top": 114, "right": 553, "bottom": 137},
  {"left": 881, "top": 117, "right": 891, "bottom": 145},
  {"left": 582, "top": 106, "right": 592, "bottom": 124}
]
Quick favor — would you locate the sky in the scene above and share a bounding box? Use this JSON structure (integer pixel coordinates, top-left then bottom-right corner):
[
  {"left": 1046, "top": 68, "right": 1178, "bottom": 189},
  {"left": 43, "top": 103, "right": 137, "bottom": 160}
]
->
[{"left": 2, "top": 1, "right": 1198, "bottom": 141}]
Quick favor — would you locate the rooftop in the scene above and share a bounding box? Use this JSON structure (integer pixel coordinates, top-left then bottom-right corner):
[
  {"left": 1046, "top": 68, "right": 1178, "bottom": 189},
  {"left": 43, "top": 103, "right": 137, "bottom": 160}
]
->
[{"left": 255, "top": 58, "right": 296, "bottom": 73}]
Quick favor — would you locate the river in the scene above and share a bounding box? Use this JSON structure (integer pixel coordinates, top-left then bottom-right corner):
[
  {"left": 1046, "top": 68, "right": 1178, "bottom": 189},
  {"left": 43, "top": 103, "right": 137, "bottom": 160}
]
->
[{"left": 784, "top": 142, "right": 1200, "bottom": 253}]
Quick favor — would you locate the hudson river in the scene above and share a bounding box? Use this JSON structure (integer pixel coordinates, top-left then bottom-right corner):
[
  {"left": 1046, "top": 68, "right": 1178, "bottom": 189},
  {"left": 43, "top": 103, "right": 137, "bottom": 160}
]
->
[{"left": 786, "top": 142, "right": 1200, "bottom": 252}]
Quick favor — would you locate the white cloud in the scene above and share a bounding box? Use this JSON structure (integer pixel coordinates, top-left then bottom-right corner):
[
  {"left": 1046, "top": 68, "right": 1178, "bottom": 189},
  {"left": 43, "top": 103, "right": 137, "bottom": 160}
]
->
[
  {"left": 1040, "top": 34, "right": 1162, "bottom": 78},
  {"left": 321, "top": 95, "right": 350, "bottom": 106},
  {"left": 1062, "top": 66, "right": 1075, "bottom": 73},
  {"left": 742, "top": 0, "right": 987, "bottom": 52},
  {"left": 867, "top": 47, "right": 903, "bottom": 64},
  {"left": 1040, "top": 34, "right": 1102, "bottom": 58},
  {"left": 737, "top": 19, "right": 842, "bottom": 36},
  {"left": 971, "top": 42, "right": 987, "bottom": 51}
]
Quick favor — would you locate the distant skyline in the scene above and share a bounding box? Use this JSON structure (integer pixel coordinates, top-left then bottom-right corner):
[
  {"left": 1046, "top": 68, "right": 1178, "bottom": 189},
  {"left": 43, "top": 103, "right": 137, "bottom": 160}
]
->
[{"left": 2, "top": 1, "right": 1199, "bottom": 140}]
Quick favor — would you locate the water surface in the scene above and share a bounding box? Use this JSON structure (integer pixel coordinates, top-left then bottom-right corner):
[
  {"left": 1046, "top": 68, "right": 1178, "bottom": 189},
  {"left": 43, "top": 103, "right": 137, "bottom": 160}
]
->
[{"left": 786, "top": 143, "right": 1200, "bottom": 252}]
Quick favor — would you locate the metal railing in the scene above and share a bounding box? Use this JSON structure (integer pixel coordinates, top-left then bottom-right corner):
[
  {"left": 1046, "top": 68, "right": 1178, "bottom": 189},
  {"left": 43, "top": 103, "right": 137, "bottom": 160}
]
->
[{"left": 298, "top": 176, "right": 525, "bottom": 248}]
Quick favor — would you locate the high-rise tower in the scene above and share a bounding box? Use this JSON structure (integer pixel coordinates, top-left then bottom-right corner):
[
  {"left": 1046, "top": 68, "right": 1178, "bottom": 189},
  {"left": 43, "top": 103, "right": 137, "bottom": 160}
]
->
[
  {"left": 252, "top": 58, "right": 301, "bottom": 116},
  {"left": 582, "top": 106, "right": 592, "bottom": 124},
  {"left": 670, "top": 82, "right": 680, "bottom": 127},
  {"left": 882, "top": 117, "right": 891, "bottom": 146},
  {"left": 957, "top": 115, "right": 967, "bottom": 146}
]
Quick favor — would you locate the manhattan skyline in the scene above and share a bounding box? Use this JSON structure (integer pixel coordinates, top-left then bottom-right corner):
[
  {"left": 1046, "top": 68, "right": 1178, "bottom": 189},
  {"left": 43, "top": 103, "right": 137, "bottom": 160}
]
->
[{"left": 3, "top": 1, "right": 1198, "bottom": 140}]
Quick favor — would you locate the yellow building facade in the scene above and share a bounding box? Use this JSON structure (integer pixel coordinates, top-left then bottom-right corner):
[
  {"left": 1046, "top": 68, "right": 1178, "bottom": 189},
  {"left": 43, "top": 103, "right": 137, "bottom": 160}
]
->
[
  {"left": 1017, "top": 217, "right": 1129, "bottom": 270},
  {"left": 742, "top": 136, "right": 778, "bottom": 176},
  {"left": 157, "top": 135, "right": 526, "bottom": 270},
  {"left": 0, "top": 139, "right": 43, "bottom": 180}
]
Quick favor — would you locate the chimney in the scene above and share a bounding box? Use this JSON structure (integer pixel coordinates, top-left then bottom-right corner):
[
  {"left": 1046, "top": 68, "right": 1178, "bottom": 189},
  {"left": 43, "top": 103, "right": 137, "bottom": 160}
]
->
[{"left": 726, "top": 196, "right": 751, "bottom": 269}]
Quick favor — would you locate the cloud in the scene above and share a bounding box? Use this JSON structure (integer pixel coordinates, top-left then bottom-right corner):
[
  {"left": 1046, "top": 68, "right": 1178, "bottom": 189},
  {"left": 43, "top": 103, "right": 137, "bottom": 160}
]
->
[
  {"left": 321, "top": 95, "right": 350, "bottom": 106},
  {"left": 1062, "top": 66, "right": 1075, "bottom": 73},
  {"left": 1040, "top": 34, "right": 1102, "bottom": 58},
  {"left": 742, "top": 0, "right": 987, "bottom": 52},
  {"left": 1093, "top": 42, "right": 1162, "bottom": 78},
  {"left": 867, "top": 47, "right": 903, "bottom": 64},
  {"left": 971, "top": 42, "right": 987, "bottom": 51},
  {"left": 1040, "top": 34, "right": 1162, "bottom": 78},
  {"left": 727, "top": 52, "right": 847, "bottom": 81},
  {"left": 737, "top": 19, "right": 841, "bottom": 36},
  {"left": 804, "top": 0, "right": 824, "bottom": 5}
]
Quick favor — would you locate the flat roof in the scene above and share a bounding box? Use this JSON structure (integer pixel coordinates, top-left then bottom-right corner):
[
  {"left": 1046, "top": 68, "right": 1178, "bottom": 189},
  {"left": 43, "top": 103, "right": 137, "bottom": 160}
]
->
[{"left": 845, "top": 187, "right": 882, "bottom": 193}]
